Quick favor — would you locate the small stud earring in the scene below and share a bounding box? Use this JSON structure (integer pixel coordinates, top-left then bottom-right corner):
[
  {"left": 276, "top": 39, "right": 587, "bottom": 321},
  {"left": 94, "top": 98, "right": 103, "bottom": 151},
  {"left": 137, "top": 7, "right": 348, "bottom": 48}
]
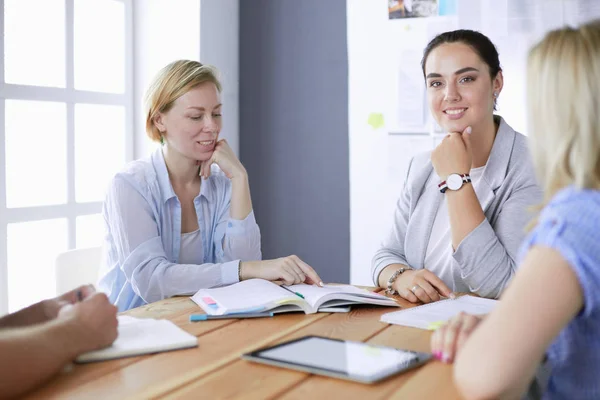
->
[{"left": 493, "top": 92, "right": 498, "bottom": 97}]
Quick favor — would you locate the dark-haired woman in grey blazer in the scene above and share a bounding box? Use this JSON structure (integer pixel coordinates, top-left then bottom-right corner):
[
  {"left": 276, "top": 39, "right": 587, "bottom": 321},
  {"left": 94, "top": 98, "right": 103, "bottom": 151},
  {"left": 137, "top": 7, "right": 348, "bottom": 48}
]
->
[{"left": 373, "top": 30, "right": 541, "bottom": 303}]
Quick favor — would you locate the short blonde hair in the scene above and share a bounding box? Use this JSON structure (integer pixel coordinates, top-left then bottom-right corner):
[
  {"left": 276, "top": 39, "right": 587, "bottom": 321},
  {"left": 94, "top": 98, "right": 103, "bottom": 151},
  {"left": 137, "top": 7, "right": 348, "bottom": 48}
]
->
[
  {"left": 144, "top": 60, "right": 222, "bottom": 142},
  {"left": 527, "top": 20, "right": 600, "bottom": 206}
]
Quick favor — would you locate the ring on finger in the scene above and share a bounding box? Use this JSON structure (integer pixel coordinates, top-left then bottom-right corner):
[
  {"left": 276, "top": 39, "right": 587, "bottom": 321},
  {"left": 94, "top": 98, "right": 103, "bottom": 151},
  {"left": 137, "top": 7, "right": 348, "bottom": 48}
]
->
[{"left": 411, "top": 285, "right": 420, "bottom": 293}]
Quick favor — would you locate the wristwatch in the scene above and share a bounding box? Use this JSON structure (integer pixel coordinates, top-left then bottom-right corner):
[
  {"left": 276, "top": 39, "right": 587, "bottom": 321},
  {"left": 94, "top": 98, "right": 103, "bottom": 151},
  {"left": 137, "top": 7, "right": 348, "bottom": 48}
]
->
[
  {"left": 438, "top": 173, "right": 471, "bottom": 194},
  {"left": 386, "top": 267, "right": 410, "bottom": 295}
]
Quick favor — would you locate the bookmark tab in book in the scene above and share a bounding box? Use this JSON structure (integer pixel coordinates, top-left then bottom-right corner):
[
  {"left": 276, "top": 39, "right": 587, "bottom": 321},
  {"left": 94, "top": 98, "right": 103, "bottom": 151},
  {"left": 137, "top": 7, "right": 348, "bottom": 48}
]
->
[{"left": 202, "top": 296, "right": 219, "bottom": 309}]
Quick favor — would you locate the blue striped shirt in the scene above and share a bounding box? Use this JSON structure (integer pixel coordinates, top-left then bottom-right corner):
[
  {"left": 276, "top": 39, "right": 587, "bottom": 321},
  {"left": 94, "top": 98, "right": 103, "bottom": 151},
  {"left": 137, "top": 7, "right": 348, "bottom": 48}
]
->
[
  {"left": 98, "top": 149, "right": 262, "bottom": 311},
  {"left": 519, "top": 186, "right": 600, "bottom": 400}
]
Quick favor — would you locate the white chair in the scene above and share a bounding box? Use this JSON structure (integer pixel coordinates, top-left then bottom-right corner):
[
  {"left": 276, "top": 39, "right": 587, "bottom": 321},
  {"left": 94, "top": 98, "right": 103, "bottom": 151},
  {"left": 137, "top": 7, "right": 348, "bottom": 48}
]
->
[{"left": 55, "top": 246, "right": 102, "bottom": 295}]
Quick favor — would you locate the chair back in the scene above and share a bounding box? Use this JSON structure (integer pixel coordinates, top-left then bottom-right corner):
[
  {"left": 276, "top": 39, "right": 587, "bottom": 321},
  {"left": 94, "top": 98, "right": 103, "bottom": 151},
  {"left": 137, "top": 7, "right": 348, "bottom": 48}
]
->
[{"left": 55, "top": 246, "right": 102, "bottom": 295}]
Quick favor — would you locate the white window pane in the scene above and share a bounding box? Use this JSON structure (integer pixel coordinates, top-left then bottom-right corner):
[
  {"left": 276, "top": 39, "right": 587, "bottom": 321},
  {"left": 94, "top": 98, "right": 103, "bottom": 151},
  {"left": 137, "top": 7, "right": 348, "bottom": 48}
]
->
[
  {"left": 76, "top": 214, "right": 104, "bottom": 248},
  {"left": 75, "top": 104, "right": 125, "bottom": 202},
  {"left": 7, "top": 219, "right": 68, "bottom": 312},
  {"left": 5, "top": 100, "right": 67, "bottom": 208},
  {"left": 4, "top": 0, "right": 66, "bottom": 87},
  {"left": 74, "top": 0, "right": 125, "bottom": 93}
]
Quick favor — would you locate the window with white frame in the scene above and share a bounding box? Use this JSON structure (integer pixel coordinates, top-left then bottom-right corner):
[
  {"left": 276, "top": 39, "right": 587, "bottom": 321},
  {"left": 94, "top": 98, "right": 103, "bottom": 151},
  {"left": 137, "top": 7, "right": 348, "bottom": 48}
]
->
[{"left": 0, "top": 0, "right": 133, "bottom": 314}]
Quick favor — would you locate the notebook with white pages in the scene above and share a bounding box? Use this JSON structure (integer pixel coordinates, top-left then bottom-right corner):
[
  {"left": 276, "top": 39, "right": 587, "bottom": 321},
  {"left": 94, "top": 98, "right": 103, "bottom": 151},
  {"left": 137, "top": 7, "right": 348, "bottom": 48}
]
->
[
  {"left": 191, "top": 279, "right": 399, "bottom": 315},
  {"left": 380, "top": 296, "right": 498, "bottom": 330},
  {"left": 75, "top": 316, "right": 198, "bottom": 363}
]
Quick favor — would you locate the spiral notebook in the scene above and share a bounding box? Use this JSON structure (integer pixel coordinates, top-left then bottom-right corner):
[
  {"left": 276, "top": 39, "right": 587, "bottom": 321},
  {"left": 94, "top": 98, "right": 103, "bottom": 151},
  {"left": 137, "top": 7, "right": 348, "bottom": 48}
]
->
[{"left": 380, "top": 296, "right": 498, "bottom": 330}]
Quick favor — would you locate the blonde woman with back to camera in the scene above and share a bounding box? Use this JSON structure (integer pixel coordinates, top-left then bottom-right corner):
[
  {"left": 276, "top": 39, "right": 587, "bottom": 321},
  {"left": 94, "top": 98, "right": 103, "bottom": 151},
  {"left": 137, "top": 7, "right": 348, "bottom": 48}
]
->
[
  {"left": 430, "top": 21, "right": 600, "bottom": 400},
  {"left": 99, "top": 60, "right": 322, "bottom": 311}
]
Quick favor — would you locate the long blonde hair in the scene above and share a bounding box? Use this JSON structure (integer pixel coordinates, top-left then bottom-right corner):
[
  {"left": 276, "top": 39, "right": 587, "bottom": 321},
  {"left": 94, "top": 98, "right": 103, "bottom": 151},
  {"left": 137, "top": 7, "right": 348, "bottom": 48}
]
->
[
  {"left": 527, "top": 21, "right": 600, "bottom": 209},
  {"left": 144, "top": 60, "right": 222, "bottom": 142}
]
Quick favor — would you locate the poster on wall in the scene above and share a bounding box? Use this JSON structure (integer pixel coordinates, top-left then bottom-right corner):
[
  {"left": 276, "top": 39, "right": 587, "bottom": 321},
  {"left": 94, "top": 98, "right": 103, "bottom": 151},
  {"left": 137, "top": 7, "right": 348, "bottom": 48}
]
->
[
  {"left": 386, "top": 0, "right": 459, "bottom": 134},
  {"left": 388, "top": 0, "right": 439, "bottom": 19},
  {"left": 394, "top": 50, "right": 428, "bottom": 133}
]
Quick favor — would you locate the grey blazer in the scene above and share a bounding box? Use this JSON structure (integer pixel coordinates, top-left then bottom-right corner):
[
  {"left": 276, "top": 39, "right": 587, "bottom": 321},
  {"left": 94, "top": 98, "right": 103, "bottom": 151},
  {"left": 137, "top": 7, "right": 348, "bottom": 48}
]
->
[{"left": 372, "top": 117, "right": 542, "bottom": 298}]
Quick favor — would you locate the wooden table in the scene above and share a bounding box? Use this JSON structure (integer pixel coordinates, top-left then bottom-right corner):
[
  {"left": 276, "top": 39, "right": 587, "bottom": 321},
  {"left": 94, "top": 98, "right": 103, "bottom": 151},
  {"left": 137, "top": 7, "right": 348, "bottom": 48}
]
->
[{"left": 25, "top": 293, "right": 463, "bottom": 399}]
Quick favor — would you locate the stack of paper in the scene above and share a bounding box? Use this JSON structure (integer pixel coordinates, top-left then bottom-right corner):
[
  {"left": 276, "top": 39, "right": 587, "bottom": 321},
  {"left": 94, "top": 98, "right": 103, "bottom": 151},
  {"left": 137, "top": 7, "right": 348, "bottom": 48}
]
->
[{"left": 380, "top": 296, "right": 498, "bottom": 330}]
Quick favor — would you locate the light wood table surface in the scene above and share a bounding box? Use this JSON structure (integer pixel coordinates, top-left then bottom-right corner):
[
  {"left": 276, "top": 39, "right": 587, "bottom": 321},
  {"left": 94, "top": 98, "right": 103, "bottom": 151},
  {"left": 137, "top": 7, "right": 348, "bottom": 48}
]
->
[{"left": 25, "top": 290, "right": 463, "bottom": 399}]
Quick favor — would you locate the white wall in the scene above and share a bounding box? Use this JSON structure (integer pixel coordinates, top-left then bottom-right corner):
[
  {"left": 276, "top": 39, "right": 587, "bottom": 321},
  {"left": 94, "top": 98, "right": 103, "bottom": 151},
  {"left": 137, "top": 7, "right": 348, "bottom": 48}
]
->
[
  {"left": 133, "top": 0, "right": 201, "bottom": 158},
  {"left": 348, "top": 0, "right": 418, "bottom": 286},
  {"left": 133, "top": 0, "right": 239, "bottom": 159}
]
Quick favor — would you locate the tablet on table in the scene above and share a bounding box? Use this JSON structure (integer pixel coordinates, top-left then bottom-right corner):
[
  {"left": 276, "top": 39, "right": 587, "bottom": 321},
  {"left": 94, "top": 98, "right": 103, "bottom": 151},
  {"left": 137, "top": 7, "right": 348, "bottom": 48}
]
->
[{"left": 242, "top": 335, "right": 432, "bottom": 384}]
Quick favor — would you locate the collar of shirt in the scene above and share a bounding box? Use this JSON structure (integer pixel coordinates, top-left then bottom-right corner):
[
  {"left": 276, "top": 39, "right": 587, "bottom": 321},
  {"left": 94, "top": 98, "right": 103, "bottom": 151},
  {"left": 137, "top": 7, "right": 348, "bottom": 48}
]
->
[{"left": 151, "top": 148, "right": 214, "bottom": 204}]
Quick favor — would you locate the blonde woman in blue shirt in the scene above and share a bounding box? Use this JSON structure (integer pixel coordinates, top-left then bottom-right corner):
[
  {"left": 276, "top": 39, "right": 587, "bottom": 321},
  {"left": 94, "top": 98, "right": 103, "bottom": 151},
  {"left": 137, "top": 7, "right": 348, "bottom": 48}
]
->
[
  {"left": 99, "top": 60, "right": 322, "bottom": 311},
  {"left": 431, "top": 21, "right": 600, "bottom": 400}
]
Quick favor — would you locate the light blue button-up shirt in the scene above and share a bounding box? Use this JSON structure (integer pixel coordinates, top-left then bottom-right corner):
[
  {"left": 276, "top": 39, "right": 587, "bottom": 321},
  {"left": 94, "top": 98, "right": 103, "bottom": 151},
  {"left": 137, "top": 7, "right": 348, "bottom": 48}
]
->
[
  {"left": 519, "top": 186, "right": 600, "bottom": 400},
  {"left": 98, "top": 148, "right": 262, "bottom": 311}
]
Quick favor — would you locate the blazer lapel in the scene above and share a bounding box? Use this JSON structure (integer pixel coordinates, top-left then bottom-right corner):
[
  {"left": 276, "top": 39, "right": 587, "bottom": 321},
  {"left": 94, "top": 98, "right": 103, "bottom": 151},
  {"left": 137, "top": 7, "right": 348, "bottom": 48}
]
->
[
  {"left": 478, "top": 116, "right": 517, "bottom": 213},
  {"left": 406, "top": 160, "right": 442, "bottom": 270}
]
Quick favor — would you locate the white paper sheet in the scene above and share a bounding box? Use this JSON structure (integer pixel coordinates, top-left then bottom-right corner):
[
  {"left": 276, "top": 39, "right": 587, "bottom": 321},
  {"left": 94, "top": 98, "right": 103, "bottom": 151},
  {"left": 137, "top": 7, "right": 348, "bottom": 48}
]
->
[
  {"left": 457, "top": 0, "right": 483, "bottom": 31},
  {"left": 392, "top": 50, "right": 428, "bottom": 133},
  {"left": 76, "top": 316, "right": 198, "bottom": 362},
  {"left": 380, "top": 296, "right": 498, "bottom": 330}
]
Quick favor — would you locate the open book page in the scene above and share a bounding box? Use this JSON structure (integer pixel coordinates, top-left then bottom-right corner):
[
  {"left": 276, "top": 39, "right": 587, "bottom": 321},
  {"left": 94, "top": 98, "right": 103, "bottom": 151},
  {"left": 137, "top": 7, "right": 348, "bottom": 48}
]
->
[
  {"left": 380, "top": 296, "right": 498, "bottom": 330},
  {"left": 287, "top": 284, "right": 398, "bottom": 311},
  {"left": 76, "top": 316, "right": 197, "bottom": 363},
  {"left": 191, "top": 279, "right": 302, "bottom": 315}
]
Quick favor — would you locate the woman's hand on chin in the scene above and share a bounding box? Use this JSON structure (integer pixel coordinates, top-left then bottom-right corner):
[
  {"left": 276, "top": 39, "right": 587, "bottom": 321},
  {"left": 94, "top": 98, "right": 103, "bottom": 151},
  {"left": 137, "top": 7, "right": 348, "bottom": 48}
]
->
[
  {"left": 431, "top": 126, "right": 472, "bottom": 179},
  {"left": 199, "top": 139, "right": 247, "bottom": 180}
]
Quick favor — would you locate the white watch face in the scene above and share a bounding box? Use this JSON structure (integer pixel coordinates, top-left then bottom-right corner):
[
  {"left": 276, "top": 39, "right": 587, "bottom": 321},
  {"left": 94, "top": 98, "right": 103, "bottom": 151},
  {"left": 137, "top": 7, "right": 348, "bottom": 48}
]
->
[{"left": 447, "top": 174, "right": 463, "bottom": 190}]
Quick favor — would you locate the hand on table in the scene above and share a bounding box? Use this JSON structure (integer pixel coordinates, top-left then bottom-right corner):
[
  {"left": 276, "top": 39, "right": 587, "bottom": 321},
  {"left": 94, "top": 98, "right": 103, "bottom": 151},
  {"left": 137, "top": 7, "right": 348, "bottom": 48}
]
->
[
  {"left": 241, "top": 255, "right": 324, "bottom": 286},
  {"left": 392, "top": 269, "right": 455, "bottom": 303},
  {"left": 58, "top": 292, "right": 119, "bottom": 353},
  {"left": 42, "top": 284, "right": 97, "bottom": 320},
  {"left": 430, "top": 312, "right": 482, "bottom": 363}
]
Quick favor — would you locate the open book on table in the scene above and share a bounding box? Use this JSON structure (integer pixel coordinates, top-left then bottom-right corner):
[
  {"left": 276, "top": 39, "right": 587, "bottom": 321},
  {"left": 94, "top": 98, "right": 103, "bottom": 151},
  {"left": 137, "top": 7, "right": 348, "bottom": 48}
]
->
[
  {"left": 191, "top": 279, "right": 399, "bottom": 315},
  {"left": 75, "top": 316, "right": 198, "bottom": 363}
]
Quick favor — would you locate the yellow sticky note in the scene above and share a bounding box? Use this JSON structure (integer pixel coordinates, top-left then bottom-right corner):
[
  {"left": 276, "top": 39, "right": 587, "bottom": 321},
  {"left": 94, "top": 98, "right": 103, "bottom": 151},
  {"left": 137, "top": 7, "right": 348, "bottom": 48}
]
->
[
  {"left": 275, "top": 299, "right": 296, "bottom": 305},
  {"left": 427, "top": 320, "right": 446, "bottom": 331},
  {"left": 367, "top": 112, "right": 385, "bottom": 129},
  {"left": 363, "top": 346, "right": 382, "bottom": 357}
]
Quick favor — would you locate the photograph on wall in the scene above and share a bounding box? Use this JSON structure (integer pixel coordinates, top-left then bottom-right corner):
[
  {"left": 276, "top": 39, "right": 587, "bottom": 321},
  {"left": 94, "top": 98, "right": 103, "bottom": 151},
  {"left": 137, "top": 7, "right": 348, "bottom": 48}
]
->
[{"left": 388, "top": 0, "right": 438, "bottom": 19}]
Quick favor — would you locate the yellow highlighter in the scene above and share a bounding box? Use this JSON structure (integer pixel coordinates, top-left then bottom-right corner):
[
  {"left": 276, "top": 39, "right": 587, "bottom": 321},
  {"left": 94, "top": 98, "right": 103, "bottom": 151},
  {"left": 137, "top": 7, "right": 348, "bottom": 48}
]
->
[{"left": 427, "top": 320, "right": 446, "bottom": 331}]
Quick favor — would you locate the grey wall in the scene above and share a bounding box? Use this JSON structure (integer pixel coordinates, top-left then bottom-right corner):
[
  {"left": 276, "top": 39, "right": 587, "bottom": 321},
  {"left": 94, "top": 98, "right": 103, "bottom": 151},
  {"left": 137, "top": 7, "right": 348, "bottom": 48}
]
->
[
  {"left": 200, "top": 0, "right": 240, "bottom": 155},
  {"left": 239, "top": 0, "right": 350, "bottom": 283}
]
